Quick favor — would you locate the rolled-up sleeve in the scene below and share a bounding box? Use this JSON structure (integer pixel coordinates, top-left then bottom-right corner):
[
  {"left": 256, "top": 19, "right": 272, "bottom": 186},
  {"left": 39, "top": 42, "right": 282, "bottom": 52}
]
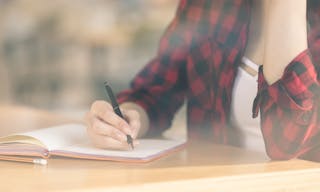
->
[
  {"left": 117, "top": 0, "right": 194, "bottom": 136},
  {"left": 253, "top": 49, "right": 320, "bottom": 161}
]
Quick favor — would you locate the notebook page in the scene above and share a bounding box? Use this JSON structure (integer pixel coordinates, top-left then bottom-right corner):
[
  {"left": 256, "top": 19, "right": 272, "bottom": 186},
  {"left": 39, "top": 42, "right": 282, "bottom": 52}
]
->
[
  {"left": 21, "top": 123, "right": 186, "bottom": 161},
  {"left": 22, "top": 124, "right": 87, "bottom": 151},
  {"left": 52, "top": 139, "right": 186, "bottom": 161}
]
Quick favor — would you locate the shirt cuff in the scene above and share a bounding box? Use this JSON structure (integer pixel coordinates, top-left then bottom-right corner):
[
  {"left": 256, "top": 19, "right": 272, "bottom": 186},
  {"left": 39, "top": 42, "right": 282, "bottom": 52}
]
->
[{"left": 117, "top": 90, "right": 167, "bottom": 137}]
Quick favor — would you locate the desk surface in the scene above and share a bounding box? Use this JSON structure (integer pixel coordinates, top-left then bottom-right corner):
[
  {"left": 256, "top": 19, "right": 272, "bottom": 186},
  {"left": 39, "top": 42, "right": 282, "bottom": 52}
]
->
[{"left": 0, "top": 105, "right": 320, "bottom": 192}]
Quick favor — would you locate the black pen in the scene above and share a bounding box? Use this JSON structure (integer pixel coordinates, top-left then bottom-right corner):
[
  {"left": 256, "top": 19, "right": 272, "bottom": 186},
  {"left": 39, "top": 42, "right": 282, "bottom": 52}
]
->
[{"left": 104, "top": 81, "right": 134, "bottom": 149}]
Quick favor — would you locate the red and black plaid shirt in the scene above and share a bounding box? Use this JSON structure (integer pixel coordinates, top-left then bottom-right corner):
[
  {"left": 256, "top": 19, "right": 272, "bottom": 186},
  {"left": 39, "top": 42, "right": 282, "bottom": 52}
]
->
[{"left": 118, "top": 0, "right": 320, "bottom": 161}]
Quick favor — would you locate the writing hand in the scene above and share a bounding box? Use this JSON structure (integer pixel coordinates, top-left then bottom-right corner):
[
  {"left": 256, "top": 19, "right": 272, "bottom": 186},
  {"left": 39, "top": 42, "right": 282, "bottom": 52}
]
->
[{"left": 85, "top": 100, "right": 140, "bottom": 150}]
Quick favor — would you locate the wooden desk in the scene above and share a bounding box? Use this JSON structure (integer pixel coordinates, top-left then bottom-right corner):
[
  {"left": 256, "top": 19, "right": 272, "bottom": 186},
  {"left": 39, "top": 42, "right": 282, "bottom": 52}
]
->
[{"left": 0, "top": 105, "right": 320, "bottom": 191}]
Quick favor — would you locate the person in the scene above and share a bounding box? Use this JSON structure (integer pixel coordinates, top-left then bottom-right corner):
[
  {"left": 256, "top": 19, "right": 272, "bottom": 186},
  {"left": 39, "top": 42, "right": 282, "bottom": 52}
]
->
[{"left": 85, "top": 0, "right": 320, "bottom": 161}]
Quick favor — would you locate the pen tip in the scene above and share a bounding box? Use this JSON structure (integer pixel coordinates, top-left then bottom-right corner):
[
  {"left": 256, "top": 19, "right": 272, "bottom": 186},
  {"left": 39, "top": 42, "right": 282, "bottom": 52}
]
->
[{"left": 126, "top": 135, "right": 134, "bottom": 150}]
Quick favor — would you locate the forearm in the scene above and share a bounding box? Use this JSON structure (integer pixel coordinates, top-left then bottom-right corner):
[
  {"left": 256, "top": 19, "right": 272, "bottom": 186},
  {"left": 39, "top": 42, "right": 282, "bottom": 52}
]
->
[{"left": 264, "top": 0, "right": 307, "bottom": 84}]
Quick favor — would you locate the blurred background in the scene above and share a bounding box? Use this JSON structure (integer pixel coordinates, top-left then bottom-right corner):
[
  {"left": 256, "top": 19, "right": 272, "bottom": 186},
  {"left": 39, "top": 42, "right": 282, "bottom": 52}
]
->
[
  {"left": 0, "top": 0, "right": 186, "bottom": 139},
  {"left": 0, "top": 0, "right": 179, "bottom": 113}
]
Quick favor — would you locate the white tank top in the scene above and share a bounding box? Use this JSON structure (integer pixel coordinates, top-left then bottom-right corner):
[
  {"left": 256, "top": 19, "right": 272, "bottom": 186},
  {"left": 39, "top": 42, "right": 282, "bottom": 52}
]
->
[{"left": 230, "top": 57, "right": 266, "bottom": 153}]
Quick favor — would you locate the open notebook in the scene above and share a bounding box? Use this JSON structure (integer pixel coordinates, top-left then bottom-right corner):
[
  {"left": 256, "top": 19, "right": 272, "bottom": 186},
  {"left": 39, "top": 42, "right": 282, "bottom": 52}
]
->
[{"left": 0, "top": 124, "right": 186, "bottom": 163}]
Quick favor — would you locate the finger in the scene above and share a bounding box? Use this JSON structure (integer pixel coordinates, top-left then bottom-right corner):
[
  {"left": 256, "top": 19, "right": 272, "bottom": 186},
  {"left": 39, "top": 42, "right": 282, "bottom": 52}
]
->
[
  {"left": 87, "top": 130, "right": 137, "bottom": 150},
  {"left": 90, "top": 116, "right": 127, "bottom": 142},
  {"left": 123, "top": 109, "right": 141, "bottom": 139},
  {"left": 87, "top": 114, "right": 136, "bottom": 143},
  {"left": 91, "top": 101, "right": 132, "bottom": 135},
  {"left": 91, "top": 100, "right": 113, "bottom": 112}
]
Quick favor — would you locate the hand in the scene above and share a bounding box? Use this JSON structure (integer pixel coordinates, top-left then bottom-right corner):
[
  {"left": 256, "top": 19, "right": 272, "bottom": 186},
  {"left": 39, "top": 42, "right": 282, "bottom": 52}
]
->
[{"left": 85, "top": 100, "right": 141, "bottom": 150}]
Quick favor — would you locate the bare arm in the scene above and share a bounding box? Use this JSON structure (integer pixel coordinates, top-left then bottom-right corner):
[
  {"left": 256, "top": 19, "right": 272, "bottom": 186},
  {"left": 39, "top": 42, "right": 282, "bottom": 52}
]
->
[{"left": 263, "top": 0, "right": 307, "bottom": 84}]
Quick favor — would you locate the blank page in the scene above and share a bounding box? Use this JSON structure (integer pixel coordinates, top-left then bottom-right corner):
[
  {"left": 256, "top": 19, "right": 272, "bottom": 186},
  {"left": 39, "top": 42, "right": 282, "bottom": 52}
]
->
[
  {"left": 52, "top": 139, "right": 186, "bottom": 162},
  {"left": 22, "top": 124, "right": 186, "bottom": 162},
  {"left": 22, "top": 124, "right": 87, "bottom": 151}
]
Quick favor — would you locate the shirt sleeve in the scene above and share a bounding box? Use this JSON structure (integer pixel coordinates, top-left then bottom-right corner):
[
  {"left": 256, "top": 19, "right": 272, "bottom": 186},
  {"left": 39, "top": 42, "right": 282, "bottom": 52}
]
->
[
  {"left": 253, "top": 49, "right": 320, "bottom": 161},
  {"left": 117, "top": 0, "right": 195, "bottom": 136},
  {"left": 252, "top": 3, "right": 320, "bottom": 161}
]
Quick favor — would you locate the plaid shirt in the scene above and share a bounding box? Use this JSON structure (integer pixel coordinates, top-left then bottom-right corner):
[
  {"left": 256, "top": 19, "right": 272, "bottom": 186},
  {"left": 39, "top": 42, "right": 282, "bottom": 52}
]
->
[{"left": 118, "top": 0, "right": 320, "bottom": 161}]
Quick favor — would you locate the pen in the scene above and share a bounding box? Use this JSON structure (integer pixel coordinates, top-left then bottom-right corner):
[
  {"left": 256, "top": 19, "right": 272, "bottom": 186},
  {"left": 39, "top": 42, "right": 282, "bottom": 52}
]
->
[
  {"left": 0, "top": 155, "right": 47, "bottom": 165},
  {"left": 104, "top": 81, "right": 134, "bottom": 149}
]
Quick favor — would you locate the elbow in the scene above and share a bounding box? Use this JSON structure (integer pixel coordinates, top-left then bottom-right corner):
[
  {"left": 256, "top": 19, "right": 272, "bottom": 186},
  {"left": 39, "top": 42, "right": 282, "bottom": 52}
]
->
[
  {"left": 265, "top": 144, "right": 300, "bottom": 161},
  {"left": 266, "top": 151, "right": 295, "bottom": 161}
]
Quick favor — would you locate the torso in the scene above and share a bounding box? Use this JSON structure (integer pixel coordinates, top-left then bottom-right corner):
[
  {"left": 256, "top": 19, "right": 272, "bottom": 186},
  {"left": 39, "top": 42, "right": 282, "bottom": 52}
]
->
[
  {"left": 229, "top": 1, "right": 269, "bottom": 153},
  {"left": 230, "top": 57, "right": 264, "bottom": 152}
]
